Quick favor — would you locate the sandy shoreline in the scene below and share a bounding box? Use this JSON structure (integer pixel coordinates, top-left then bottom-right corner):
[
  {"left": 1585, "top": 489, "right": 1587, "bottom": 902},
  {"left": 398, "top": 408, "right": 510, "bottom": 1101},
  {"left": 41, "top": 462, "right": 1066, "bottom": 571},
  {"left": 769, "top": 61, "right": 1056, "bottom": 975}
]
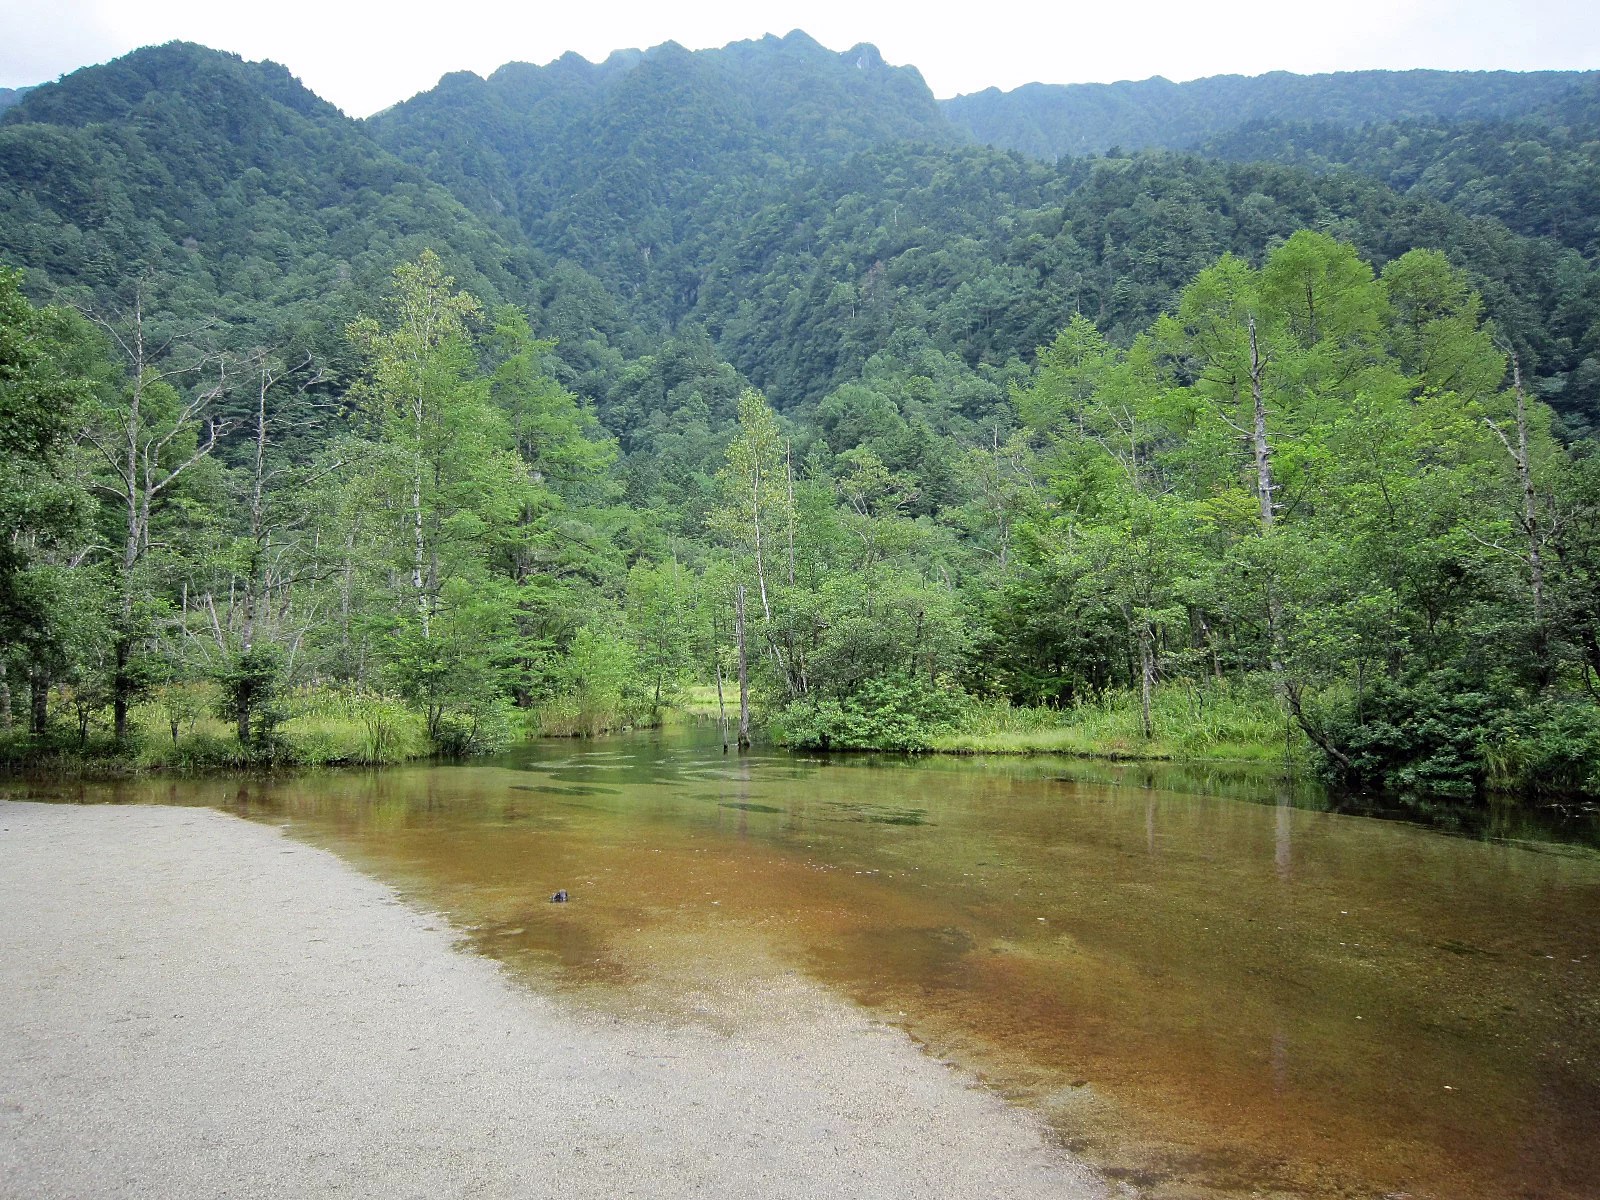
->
[{"left": 0, "top": 800, "right": 1104, "bottom": 1198}]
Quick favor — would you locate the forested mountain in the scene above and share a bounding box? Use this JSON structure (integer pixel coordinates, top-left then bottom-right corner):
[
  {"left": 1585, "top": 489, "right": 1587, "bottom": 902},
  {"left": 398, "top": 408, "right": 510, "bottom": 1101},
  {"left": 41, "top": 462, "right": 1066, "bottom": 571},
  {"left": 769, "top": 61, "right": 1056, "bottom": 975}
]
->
[
  {"left": 366, "top": 30, "right": 952, "bottom": 323},
  {"left": 8, "top": 40, "right": 1597, "bottom": 426},
  {"left": 7, "top": 34, "right": 1600, "bottom": 799},
  {"left": 1200, "top": 77, "right": 1600, "bottom": 258},
  {"left": 943, "top": 69, "right": 1595, "bottom": 159},
  {"left": 688, "top": 145, "right": 1600, "bottom": 429},
  {"left": 363, "top": 42, "right": 1600, "bottom": 426},
  {"left": 0, "top": 42, "right": 646, "bottom": 412},
  {"left": 0, "top": 87, "right": 29, "bottom": 113}
]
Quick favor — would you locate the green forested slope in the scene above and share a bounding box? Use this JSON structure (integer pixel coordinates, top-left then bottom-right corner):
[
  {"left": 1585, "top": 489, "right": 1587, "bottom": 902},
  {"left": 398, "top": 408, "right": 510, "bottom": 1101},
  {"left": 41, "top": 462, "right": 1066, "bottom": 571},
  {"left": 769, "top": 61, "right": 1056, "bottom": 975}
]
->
[
  {"left": 9, "top": 41, "right": 1597, "bottom": 431},
  {"left": 366, "top": 31, "right": 954, "bottom": 325},
  {"left": 690, "top": 145, "right": 1600, "bottom": 433},
  {"left": 0, "top": 42, "right": 647, "bottom": 407},
  {"left": 8, "top": 37, "right": 1600, "bottom": 797},
  {"left": 1199, "top": 77, "right": 1600, "bottom": 258},
  {"left": 943, "top": 69, "right": 1594, "bottom": 159}
]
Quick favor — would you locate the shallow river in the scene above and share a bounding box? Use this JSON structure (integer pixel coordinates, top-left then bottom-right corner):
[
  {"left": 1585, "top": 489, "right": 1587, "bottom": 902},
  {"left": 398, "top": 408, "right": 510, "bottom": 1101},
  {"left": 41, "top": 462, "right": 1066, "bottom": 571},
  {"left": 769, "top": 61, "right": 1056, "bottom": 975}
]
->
[{"left": 10, "top": 729, "right": 1600, "bottom": 1200}]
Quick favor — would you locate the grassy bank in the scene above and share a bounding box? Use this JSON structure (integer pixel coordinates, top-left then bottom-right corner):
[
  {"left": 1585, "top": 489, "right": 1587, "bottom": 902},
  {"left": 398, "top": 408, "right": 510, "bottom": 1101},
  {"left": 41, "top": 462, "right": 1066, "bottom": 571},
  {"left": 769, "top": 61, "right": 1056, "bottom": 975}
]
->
[
  {"left": 670, "top": 684, "right": 729, "bottom": 721},
  {"left": 3, "top": 678, "right": 1304, "bottom": 773},
  {"left": 1, "top": 685, "right": 433, "bottom": 773},
  {"left": 741, "top": 675, "right": 1307, "bottom": 764},
  {"left": 531, "top": 683, "right": 737, "bottom": 740},
  {"left": 929, "top": 683, "right": 1308, "bottom": 764},
  {"left": 4, "top": 678, "right": 724, "bottom": 774}
]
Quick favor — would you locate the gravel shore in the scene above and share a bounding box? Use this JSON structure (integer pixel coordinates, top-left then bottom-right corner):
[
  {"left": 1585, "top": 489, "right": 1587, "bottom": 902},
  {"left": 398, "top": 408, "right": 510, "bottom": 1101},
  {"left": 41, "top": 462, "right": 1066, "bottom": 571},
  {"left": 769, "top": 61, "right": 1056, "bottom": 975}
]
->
[{"left": 0, "top": 801, "right": 1105, "bottom": 1199}]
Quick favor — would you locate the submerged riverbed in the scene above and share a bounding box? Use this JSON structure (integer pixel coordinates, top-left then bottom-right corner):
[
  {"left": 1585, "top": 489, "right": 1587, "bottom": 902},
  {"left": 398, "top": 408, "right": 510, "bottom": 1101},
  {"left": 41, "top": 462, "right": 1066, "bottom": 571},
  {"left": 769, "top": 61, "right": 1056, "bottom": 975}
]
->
[{"left": 7, "top": 730, "right": 1598, "bottom": 1200}]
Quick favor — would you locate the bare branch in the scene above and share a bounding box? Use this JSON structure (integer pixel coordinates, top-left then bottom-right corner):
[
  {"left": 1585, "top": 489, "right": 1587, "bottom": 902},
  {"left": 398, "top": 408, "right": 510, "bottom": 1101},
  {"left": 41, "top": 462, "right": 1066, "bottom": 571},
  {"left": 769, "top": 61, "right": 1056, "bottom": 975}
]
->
[{"left": 149, "top": 416, "right": 235, "bottom": 498}]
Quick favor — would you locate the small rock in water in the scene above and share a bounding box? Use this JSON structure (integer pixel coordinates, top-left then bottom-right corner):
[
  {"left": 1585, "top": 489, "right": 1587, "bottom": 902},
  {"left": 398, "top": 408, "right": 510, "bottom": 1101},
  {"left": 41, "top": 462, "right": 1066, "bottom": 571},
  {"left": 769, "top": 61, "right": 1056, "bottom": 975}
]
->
[{"left": 551, "top": 890, "right": 568, "bottom": 903}]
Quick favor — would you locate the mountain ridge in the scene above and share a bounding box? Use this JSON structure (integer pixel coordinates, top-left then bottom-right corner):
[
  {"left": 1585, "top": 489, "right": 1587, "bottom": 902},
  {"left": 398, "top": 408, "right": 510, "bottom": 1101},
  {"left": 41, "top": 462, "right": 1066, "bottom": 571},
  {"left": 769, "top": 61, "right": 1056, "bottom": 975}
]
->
[
  {"left": 943, "top": 67, "right": 1598, "bottom": 158},
  {"left": 3, "top": 36, "right": 1598, "bottom": 426}
]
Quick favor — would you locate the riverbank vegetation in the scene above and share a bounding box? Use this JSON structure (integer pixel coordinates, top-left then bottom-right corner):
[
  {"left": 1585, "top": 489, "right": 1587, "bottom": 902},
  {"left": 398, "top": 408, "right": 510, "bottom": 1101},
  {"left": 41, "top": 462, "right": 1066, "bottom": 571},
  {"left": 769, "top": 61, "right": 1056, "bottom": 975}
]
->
[
  {"left": 4, "top": 42, "right": 1600, "bottom": 800},
  {"left": 0, "top": 685, "right": 432, "bottom": 772},
  {"left": 929, "top": 685, "right": 1298, "bottom": 763},
  {"left": 6, "top": 227, "right": 1598, "bottom": 796}
]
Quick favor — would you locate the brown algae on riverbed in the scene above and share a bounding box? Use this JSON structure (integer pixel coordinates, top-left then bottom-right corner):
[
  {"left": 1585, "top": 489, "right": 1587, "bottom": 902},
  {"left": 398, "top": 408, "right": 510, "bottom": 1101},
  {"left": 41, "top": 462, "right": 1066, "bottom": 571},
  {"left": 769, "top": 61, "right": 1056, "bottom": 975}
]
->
[{"left": 9, "top": 733, "right": 1599, "bottom": 1200}]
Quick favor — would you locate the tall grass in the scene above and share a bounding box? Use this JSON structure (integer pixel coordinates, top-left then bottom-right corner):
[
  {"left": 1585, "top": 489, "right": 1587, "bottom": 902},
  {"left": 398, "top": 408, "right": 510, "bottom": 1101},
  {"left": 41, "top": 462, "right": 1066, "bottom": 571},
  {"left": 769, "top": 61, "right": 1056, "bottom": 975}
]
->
[
  {"left": 3, "top": 684, "right": 432, "bottom": 772},
  {"left": 530, "top": 681, "right": 733, "bottom": 738},
  {"left": 669, "top": 684, "right": 727, "bottom": 721},
  {"left": 532, "top": 694, "right": 634, "bottom": 738},
  {"left": 933, "top": 680, "right": 1306, "bottom": 763},
  {"left": 273, "top": 688, "right": 430, "bottom": 766}
]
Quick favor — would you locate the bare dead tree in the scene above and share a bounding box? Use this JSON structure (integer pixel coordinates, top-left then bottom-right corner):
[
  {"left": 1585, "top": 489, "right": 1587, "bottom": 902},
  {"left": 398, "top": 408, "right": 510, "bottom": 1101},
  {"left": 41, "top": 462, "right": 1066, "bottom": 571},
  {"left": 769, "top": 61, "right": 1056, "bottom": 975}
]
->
[
  {"left": 1483, "top": 352, "right": 1552, "bottom": 685},
  {"left": 74, "top": 281, "right": 233, "bottom": 741},
  {"left": 735, "top": 583, "right": 751, "bottom": 750}
]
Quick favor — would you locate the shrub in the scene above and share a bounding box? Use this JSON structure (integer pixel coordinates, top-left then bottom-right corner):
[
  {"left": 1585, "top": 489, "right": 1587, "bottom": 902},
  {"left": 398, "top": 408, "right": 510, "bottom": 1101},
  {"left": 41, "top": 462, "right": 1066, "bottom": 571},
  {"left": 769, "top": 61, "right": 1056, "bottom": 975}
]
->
[
  {"left": 1322, "top": 677, "right": 1501, "bottom": 796},
  {"left": 431, "top": 702, "right": 516, "bottom": 757},
  {"left": 772, "top": 674, "right": 965, "bottom": 751},
  {"left": 216, "top": 646, "right": 287, "bottom": 757},
  {"left": 1315, "top": 676, "right": 1600, "bottom": 799},
  {"left": 537, "top": 624, "right": 647, "bottom": 737},
  {"left": 1483, "top": 699, "right": 1600, "bottom": 797}
]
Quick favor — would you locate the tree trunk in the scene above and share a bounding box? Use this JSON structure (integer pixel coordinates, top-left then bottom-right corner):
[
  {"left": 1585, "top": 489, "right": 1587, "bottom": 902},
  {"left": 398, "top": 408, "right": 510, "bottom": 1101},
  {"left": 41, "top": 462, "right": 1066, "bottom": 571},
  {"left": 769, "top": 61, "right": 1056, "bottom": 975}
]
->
[
  {"left": 340, "top": 526, "right": 356, "bottom": 678},
  {"left": 235, "top": 368, "right": 273, "bottom": 749},
  {"left": 29, "top": 668, "right": 49, "bottom": 735},
  {"left": 750, "top": 475, "right": 771, "bottom": 624},
  {"left": 1197, "top": 612, "right": 1224, "bottom": 682},
  {"left": 1285, "top": 681, "right": 1353, "bottom": 774},
  {"left": 112, "top": 637, "right": 132, "bottom": 743},
  {"left": 242, "top": 361, "right": 269, "bottom": 657},
  {"left": 735, "top": 584, "right": 751, "bottom": 750},
  {"left": 114, "top": 303, "right": 145, "bottom": 746},
  {"left": 1138, "top": 622, "right": 1155, "bottom": 739},
  {"left": 413, "top": 463, "right": 428, "bottom": 638},
  {"left": 1511, "top": 357, "right": 1548, "bottom": 683},
  {"left": 714, "top": 659, "right": 729, "bottom": 753},
  {"left": 1248, "top": 315, "right": 1287, "bottom": 678},
  {"left": 1249, "top": 315, "right": 1275, "bottom": 533},
  {"left": 0, "top": 660, "right": 11, "bottom": 731},
  {"left": 785, "top": 441, "right": 797, "bottom": 588}
]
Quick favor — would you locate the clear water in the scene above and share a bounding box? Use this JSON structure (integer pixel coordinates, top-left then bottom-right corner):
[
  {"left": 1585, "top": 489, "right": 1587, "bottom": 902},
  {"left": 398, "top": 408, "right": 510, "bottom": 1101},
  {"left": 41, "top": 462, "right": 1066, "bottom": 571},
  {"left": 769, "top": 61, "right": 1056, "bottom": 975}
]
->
[{"left": 10, "top": 729, "right": 1599, "bottom": 1200}]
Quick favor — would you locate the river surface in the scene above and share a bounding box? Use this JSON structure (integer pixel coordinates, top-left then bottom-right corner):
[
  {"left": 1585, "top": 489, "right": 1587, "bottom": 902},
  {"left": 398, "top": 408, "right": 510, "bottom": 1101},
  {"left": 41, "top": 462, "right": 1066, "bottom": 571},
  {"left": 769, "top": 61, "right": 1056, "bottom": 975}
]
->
[{"left": 7, "top": 729, "right": 1599, "bottom": 1200}]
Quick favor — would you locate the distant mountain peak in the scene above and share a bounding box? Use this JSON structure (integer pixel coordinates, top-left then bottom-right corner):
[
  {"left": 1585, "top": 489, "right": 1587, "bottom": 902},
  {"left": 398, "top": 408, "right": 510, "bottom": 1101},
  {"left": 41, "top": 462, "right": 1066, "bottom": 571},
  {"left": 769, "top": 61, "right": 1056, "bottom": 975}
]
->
[
  {"left": 845, "top": 43, "right": 886, "bottom": 71},
  {"left": 779, "top": 29, "right": 823, "bottom": 50},
  {"left": 3, "top": 40, "right": 337, "bottom": 129},
  {"left": 944, "top": 66, "right": 1599, "bottom": 159}
]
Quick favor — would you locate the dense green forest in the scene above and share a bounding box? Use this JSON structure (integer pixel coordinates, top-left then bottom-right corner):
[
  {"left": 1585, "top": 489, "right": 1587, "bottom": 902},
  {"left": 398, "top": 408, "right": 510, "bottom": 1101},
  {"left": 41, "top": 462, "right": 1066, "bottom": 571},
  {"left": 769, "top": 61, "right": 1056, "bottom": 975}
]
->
[
  {"left": 942, "top": 68, "right": 1596, "bottom": 159},
  {"left": 5, "top": 36, "right": 1600, "bottom": 801},
  {"left": 1199, "top": 79, "right": 1600, "bottom": 258}
]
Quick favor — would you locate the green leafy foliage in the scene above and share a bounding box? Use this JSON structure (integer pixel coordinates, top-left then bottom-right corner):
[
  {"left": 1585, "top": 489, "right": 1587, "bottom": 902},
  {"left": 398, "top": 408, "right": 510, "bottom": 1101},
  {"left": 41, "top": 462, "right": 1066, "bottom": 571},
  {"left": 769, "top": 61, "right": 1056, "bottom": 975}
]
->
[
  {"left": 770, "top": 673, "right": 964, "bottom": 751},
  {"left": 9, "top": 37, "right": 1600, "bottom": 802},
  {"left": 945, "top": 69, "right": 1591, "bottom": 159},
  {"left": 216, "top": 644, "right": 286, "bottom": 753},
  {"left": 1200, "top": 83, "right": 1600, "bottom": 259},
  {"left": 0, "top": 269, "right": 94, "bottom": 668}
]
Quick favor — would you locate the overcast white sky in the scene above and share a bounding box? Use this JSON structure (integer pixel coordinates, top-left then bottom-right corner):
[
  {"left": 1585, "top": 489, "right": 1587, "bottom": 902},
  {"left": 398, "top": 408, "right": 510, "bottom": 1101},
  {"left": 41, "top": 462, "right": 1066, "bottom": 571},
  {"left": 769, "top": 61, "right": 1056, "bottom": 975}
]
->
[{"left": 3, "top": 0, "right": 1598, "bottom": 116}]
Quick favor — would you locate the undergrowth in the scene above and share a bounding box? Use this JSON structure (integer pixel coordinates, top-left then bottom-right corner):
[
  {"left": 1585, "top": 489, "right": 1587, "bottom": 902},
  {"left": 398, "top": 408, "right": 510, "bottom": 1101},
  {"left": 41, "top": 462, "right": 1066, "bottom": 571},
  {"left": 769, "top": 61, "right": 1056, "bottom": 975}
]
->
[
  {"left": 931, "top": 681, "right": 1304, "bottom": 763},
  {"left": 1, "top": 684, "right": 432, "bottom": 772}
]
